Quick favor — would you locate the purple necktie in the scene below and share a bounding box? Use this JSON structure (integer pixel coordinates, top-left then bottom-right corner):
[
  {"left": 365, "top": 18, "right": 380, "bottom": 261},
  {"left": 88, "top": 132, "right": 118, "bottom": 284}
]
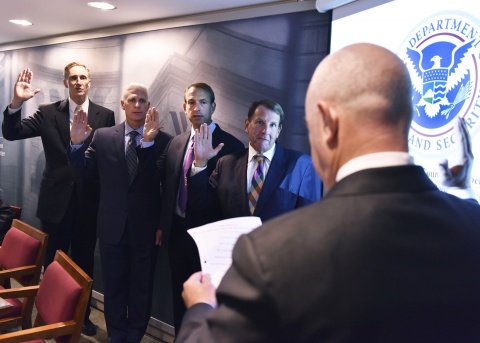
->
[
  {"left": 248, "top": 155, "right": 265, "bottom": 215},
  {"left": 178, "top": 138, "right": 194, "bottom": 214}
]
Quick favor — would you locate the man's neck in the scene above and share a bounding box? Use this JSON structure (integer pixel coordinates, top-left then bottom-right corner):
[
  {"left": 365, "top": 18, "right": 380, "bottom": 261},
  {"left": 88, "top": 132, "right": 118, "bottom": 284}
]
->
[{"left": 71, "top": 96, "right": 87, "bottom": 105}]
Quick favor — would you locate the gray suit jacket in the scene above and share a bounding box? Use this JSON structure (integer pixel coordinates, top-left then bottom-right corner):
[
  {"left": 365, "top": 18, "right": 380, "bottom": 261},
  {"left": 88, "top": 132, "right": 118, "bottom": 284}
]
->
[
  {"left": 177, "top": 165, "right": 480, "bottom": 343},
  {"left": 69, "top": 122, "right": 172, "bottom": 245}
]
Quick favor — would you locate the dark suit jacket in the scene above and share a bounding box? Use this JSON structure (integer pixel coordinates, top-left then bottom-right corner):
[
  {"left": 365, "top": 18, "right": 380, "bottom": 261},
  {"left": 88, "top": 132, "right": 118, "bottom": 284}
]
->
[
  {"left": 69, "top": 122, "right": 171, "bottom": 245},
  {"left": 2, "top": 99, "right": 115, "bottom": 223},
  {"left": 187, "top": 143, "right": 321, "bottom": 224},
  {"left": 177, "top": 165, "right": 480, "bottom": 343},
  {"left": 158, "top": 124, "right": 244, "bottom": 245}
]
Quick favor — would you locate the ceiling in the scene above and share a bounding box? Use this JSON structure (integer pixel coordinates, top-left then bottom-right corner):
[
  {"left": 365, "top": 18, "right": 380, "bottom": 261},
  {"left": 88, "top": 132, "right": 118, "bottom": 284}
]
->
[{"left": 0, "top": 0, "right": 307, "bottom": 48}]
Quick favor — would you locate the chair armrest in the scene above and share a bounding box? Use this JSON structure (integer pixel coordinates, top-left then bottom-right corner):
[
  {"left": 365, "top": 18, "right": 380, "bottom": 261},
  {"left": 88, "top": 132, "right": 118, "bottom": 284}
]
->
[
  {"left": 0, "top": 285, "right": 38, "bottom": 298},
  {"left": 0, "top": 265, "right": 38, "bottom": 281},
  {"left": 0, "top": 320, "right": 76, "bottom": 342}
]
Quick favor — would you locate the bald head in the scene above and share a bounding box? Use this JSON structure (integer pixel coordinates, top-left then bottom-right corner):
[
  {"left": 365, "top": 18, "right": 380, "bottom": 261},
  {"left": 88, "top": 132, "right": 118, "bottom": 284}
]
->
[{"left": 305, "top": 43, "right": 413, "bottom": 189}]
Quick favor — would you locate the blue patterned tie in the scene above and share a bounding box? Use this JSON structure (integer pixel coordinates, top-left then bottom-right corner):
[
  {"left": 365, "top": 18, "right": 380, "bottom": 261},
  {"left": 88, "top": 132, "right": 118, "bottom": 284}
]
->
[
  {"left": 248, "top": 155, "right": 265, "bottom": 215},
  {"left": 126, "top": 131, "right": 139, "bottom": 182}
]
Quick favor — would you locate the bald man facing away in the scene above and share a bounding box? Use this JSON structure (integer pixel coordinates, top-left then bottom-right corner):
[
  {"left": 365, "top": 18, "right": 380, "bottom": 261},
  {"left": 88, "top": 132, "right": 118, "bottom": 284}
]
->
[{"left": 175, "top": 43, "right": 480, "bottom": 343}]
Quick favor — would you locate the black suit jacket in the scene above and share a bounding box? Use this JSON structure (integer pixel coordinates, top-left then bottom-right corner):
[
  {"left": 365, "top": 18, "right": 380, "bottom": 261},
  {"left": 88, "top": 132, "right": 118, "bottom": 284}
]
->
[
  {"left": 187, "top": 143, "right": 321, "bottom": 224},
  {"left": 69, "top": 122, "right": 172, "bottom": 245},
  {"left": 2, "top": 99, "right": 115, "bottom": 223},
  {"left": 158, "top": 124, "right": 244, "bottom": 245},
  {"left": 177, "top": 165, "right": 480, "bottom": 343}
]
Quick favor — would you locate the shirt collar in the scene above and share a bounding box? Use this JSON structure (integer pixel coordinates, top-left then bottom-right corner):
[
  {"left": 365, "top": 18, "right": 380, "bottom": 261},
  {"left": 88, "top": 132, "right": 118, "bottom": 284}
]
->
[
  {"left": 69, "top": 97, "right": 89, "bottom": 113},
  {"left": 248, "top": 143, "right": 276, "bottom": 163},
  {"left": 190, "top": 121, "right": 216, "bottom": 139},
  {"left": 125, "top": 122, "right": 144, "bottom": 137},
  {"left": 336, "top": 152, "right": 414, "bottom": 182}
]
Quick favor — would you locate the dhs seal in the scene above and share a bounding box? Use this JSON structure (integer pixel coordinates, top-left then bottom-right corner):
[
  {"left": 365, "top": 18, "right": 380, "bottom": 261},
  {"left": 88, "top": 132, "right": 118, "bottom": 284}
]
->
[{"left": 399, "top": 12, "right": 480, "bottom": 156}]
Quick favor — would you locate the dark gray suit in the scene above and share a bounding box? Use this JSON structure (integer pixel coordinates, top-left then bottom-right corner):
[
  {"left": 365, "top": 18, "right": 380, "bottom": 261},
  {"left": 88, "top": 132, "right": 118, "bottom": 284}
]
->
[
  {"left": 2, "top": 99, "right": 114, "bottom": 283},
  {"left": 69, "top": 122, "right": 171, "bottom": 342},
  {"left": 177, "top": 165, "right": 480, "bottom": 343},
  {"left": 2, "top": 99, "right": 115, "bottom": 322},
  {"left": 157, "top": 124, "right": 244, "bottom": 333}
]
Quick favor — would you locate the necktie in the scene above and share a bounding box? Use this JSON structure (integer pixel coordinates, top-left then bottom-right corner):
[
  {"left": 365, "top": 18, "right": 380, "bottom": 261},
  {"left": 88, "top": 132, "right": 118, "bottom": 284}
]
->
[
  {"left": 248, "top": 155, "right": 265, "bottom": 215},
  {"left": 126, "top": 131, "right": 139, "bottom": 182},
  {"left": 178, "top": 138, "right": 194, "bottom": 214},
  {"left": 71, "top": 105, "right": 82, "bottom": 127}
]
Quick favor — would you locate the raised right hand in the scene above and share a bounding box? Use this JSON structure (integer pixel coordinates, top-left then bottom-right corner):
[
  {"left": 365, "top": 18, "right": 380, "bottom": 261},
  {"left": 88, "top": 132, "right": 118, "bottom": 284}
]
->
[
  {"left": 11, "top": 68, "right": 41, "bottom": 109},
  {"left": 71, "top": 110, "right": 92, "bottom": 145},
  {"left": 194, "top": 123, "right": 224, "bottom": 168}
]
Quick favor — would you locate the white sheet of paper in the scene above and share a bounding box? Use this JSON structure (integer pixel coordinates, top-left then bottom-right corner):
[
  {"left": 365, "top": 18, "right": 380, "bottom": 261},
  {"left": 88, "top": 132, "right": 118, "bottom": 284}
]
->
[
  {"left": 0, "top": 297, "right": 12, "bottom": 309},
  {"left": 188, "top": 216, "right": 262, "bottom": 288}
]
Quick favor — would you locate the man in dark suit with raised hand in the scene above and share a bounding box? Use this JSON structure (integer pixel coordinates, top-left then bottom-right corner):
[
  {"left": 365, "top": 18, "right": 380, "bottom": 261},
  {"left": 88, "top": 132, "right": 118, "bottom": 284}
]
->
[
  {"left": 2, "top": 63, "right": 115, "bottom": 336},
  {"left": 188, "top": 99, "right": 321, "bottom": 224},
  {"left": 151, "top": 82, "right": 244, "bottom": 334},
  {"left": 69, "top": 82, "right": 171, "bottom": 343},
  {"left": 176, "top": 43, "right": 480, "bottom": 342}
]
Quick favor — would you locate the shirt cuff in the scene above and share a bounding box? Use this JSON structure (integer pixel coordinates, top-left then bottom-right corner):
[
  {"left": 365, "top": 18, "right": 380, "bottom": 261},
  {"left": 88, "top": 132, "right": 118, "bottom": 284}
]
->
[
  {"left": 141, "top": 139, "right": 154, "bottom": 148},
  {"left": 190, "top": 162, "right": 207, "bottom": 176},
  {"left": 70, "top": 143, "right": 83, "bottom": 151},
  {"left": 7, "top": 105, "right": 21, "bottom": 114}
]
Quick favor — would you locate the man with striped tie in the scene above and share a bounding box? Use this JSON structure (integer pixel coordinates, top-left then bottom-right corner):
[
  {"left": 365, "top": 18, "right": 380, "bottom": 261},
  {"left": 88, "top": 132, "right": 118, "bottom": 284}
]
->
[{"left": 187, "top": 99, "right": 322, "bottom": 225}]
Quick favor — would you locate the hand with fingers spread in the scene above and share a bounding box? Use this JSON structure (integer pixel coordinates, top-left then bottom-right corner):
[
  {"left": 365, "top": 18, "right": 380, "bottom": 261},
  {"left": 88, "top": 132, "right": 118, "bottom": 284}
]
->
[
  {"left": 70, "top": 109, "right": 92, "bottom": 145},
  {"left": 439, "top": 117, "right": 473, "bottom": 188},
  {"left": 194, "top": 123, "right": 224, "bottom": 168},
  {"left": 182, "top": 271, "right": 217, "bottom": 309},
  {"left": 143, "top": 107, "right": 164, "bottom": 142},
  {"left": 11, "top": 68, "right": 41, "bottom": 109}
]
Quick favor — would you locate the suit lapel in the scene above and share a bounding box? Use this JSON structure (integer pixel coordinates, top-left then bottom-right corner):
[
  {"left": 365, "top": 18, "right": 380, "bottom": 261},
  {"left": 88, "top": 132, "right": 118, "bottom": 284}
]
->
[
  {"left": 173, "top": 132, "right": 191, "bottom": 185},
  {"left": 87, "top": 101, "right": 102, "bottom": 129},
  {"left": 236, "top": 150, "right": 250, "bottom": 214},
  {"left": 56, "top": 99, "right": 71, "bottom": 147},
  {"left": 254, "top": 144, "right": 286, "bottom": 215},
  {"left": 212, "top": 125, "right": 222, "bottom": 147},
  {"left": 112, "top": 123, "right": 129, "bottom": 179}
]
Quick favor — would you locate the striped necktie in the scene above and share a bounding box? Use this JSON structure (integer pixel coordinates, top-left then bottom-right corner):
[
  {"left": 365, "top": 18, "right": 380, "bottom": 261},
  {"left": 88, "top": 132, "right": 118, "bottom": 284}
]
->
[{"left": 248, "top": 155, "right": 265, "bottom": 215}]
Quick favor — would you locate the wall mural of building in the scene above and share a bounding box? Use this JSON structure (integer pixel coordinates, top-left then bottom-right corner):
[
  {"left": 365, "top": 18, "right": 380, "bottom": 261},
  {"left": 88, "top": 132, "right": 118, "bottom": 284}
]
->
[{"left": 0, "top": 9, "right": 330, "bottom": 328}]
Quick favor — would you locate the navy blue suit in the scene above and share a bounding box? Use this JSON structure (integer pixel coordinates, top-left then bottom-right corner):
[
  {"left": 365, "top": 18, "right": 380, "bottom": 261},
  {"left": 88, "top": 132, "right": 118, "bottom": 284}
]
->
[
  {"left": 69, "top": 122, "right": 171, "bottom": 343},
  {"left": 187, "top": 143, "right": 322, "bottom": 224},
  {"left": 157, "top": 124, "right": 244, "bottom": 333}
]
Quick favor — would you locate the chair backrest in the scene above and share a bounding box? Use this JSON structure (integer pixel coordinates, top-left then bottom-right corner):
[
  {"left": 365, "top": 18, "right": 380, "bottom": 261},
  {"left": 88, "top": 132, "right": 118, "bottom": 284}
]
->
[
  {"left": 34, "top": 250, "right": 93, "bottom": 343},
  {"left": 0, "top": 250, "right": 93, "bottom": 343},
  {"left": 0, "top": 219, "right": 48, "bottom": 332},
  {"left": 0, "top": 219, "right": 48, "bottom": 287}
]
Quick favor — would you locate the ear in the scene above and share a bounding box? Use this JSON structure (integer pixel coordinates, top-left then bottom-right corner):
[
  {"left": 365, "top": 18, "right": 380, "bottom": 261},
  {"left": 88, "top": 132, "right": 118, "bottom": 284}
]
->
[
  {"left": 211, "top": 101, "right": 216, "bottom": 114},
  {"left": 244, "top": 117, "right": 249, "bottom": 133},
  {"left": 120, "top": 100, "right": 125, "bottom": 110},
  {"left": 63, "top": 79, "right": 68, "bottom": 88},
  {"left": 318, "top": 101, "right": 338, "bottom": 148},
  {"left": 182, "top": 102, "right": 187, "bottom": 112}
]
